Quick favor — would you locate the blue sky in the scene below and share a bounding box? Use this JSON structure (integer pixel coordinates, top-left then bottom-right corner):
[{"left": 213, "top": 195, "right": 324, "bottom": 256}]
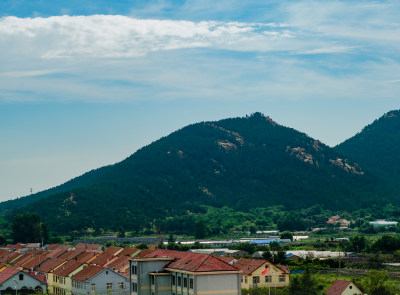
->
[{"left": 0, "top": 0, "right": 399, "bottom": 201}]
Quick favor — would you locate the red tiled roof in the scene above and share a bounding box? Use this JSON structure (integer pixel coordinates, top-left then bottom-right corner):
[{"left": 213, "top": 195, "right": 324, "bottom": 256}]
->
[
  {"left": 13, "top": 254, "right": 37, "bottom": 267},
  {"left": 0, "top": 251, "right": 22, "bottom": 264},
  {"left": 6, "top": 244, "right": 24, "bottom": 250},
  {"left": 46, "top": 244, "right": 71, "bottom": 251},
  {"left": 325, "top": 280, "right": 354, "bottom": 295},
  {"left": 133, "top": 249, "right": 153, "bottom": 258},
  {"left": 25, "top": 243, "right": 41, "bottom": 248},
  {"left": 143, "top": 249, "right": 238, "bottom": 272},
  {"left": 216, "top": 256, "right": 237, "bottom": 264},
  {"left": 44, "top": 248, "right": 68, "bottom": 259},
  {"left": 21, "top": 255, "right": 50, "bottom": 270},
  {"left": 106, "top": 255, "right": 130, "bottom": 273},
  {"left": 75, "top": 243, "right": 102, "bottom": 251},
  {"left": 29, "top": 272, "right": 47, "bottom": 283},
  {"left": 117, "top": 248, "right": 138, "bottom": 257},
  {"left": 36, "top": 258, "right": 67, "bottom": 273},
  {"left": 71, "top": 265, "right": 104, "bottom": 282},
  {"left": 52, "top": 260, "right": 85, "bottom": 277},
  {"left": 104, "top": 246, "right": 123, "bottom": 256},
  {"left": 90, "top": 253, "right": 117, "bottom": 266},
  {"left": 233, "top": 258, "right": 290, "bottom": 276},
  {"left": 277, "top": 265, "right": 290, "bottom": 274},
  {"left": 58, "top": 250, "right": 84, "bottom": 261},
  {"left": 0, "top": 250, "right": 11, "bottom": 259},
  {"left": 0, "top": 267, "right": 20, "bottom": 284},
  {"left": 233, "top": 258, "right": 266, "bottom": 275},
  {"left": 75, "top": 251, "right": 96, "bottom": 263}
]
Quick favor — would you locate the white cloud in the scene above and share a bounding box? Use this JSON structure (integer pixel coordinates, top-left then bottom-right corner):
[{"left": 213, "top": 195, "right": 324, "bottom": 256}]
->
[{"left": 0, "top": 15, "right": 291, "bottom": 59}]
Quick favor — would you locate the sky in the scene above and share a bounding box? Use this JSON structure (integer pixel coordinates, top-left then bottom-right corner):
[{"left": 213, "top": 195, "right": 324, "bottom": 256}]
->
[{"left": 0, "top": 0, "right": 399, "bottom": 201}]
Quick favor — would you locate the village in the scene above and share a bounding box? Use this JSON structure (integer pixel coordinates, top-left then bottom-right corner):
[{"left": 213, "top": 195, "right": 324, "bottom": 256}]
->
[{"left": 0, "top": 240, "right": 366, "bottom": 295}]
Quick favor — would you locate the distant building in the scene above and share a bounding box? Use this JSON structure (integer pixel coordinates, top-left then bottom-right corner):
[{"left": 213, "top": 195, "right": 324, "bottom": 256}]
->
[
  {"left": 233, "top": 258, "right": 290, "bottom": 289},
  {"left": 325, "top": 279, "right": 363, "bottom": 295},
  {"left": 369, "top": 220, "right": 398, "bottom": 228}
]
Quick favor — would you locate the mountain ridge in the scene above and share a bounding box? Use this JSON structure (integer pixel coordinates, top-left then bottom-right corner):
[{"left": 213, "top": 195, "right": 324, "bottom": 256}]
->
[{"left": 2, "top": 111, "right": 398, "bottom": 234}]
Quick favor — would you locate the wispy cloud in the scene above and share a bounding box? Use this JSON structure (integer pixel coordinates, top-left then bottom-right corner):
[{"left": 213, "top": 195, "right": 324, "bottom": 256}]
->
[{"left": 0, "top": 15, "right": 291, "bottom": 59}]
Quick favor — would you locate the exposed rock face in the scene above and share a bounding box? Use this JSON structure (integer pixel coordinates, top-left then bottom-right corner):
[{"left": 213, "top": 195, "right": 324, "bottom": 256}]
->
[
  {"left": 266, "top": 116, "right": 277, "bottom": 126},
  {"left": 313, "top": 140, "right": 323, "bottom": 152},
  {"left": 286, "top": 146, "right": 314, "bottom": 165},
  {"left": 206, "top": 123, "right": 245, "bottom": 145},
  {"left": 329, "top": 158, "right": 364, "bottom": 175},
  {"left": 384, "top": 111, "right": 397, "bottom": 118},
  {"left": 218, "top": 140, "right": 237, "bottom": 150}
]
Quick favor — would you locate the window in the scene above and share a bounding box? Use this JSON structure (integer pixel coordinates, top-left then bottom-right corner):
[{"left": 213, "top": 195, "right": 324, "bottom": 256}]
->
[
  {"left": 172, "top": 275, "right": 176, "bottom": 285},
  {"left": 132, "top": 283, "right": 138, "bottom": 292},
  {"left": 151, "top": 276, "right": 155, "bottom": 285},
  {"left": 253, "top": 276, "right": 260, "bottom": 284},
  {"left": 132, "top": 265, "right": 137, "bottom": 274},
  {"left": 265, "top": 276, "right": 272, "bottom": 283},
  {"left": 106, "top": 283, "right": 113, "bottom": 290},
  {"left": 91, "top": 284, "right": 96, "bottom": 291},
  {"left": 189, "top": 278, "right": 193, "bottom": 289},
  {"left": 183, "top": 277, "right": 187, "bottom": 288},
  {"left": 19, "top": 274, "right": 24, "bottom": 280},
  {"left": 35, "top": 287, "right": 43, "bottom": 294},
  {"left": 245, "top": 277, "right": 248, "bottom": 283},
  {"left": 178, "top": 276, "right": 182, "bottom": 286},
  {"left": 106, "top": 270, "right": 109, "bottom": 275},
  {"left": 118, "top": 283, "right": 124, "bottom": 289},
  {"left": 279, "top": 275, "right": 285, "bottom": 282}
]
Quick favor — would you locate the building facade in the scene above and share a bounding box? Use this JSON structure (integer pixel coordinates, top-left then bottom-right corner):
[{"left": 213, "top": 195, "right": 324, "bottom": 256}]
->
[{"left": 130, "top": 249, "right": 241, "bottom": 295}]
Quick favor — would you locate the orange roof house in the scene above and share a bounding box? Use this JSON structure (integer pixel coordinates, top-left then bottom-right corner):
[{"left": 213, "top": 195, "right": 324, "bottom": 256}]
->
[{"left": 233, "top": 258, "right": 290, "bottom": 289}]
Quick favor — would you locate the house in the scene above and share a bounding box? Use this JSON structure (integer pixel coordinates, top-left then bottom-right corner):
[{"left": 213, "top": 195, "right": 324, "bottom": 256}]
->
[
  {"left": 0, "top": 267, "right": 47, "bottom": 295},
  {"left": 233, "top": 258, "right": 289, "bottom": 289},
  {"left": 71, "top": 265, "right": 129, "bottom": 295},
  {"left": 36, "top": 257, "right": 68, "bottom": 282},
  {"left": 325, "top": 279, "right": 363, "bottom": 295},
  {"left": 48, "top": 260, "right": 87, "bottom": 295},
  {"left": 130, "top": 249, "right": 241, "bottom": 295}
]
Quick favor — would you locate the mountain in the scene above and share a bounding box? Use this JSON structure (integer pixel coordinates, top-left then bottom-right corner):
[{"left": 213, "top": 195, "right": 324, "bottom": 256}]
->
[
  {"left": 2, "top": 112, "right": 391, "bottom": 234},
  {"left": 336, "top": 110, "right": 400, "bottom": 186}
]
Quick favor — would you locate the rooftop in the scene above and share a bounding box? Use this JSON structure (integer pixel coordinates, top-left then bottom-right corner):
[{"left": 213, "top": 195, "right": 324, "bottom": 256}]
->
[
  {"left": 71, "top": 265, "right": 104, "bottom": 282},
  {"left": 143, "top": 249, "right": 239, "bottom": 273}
]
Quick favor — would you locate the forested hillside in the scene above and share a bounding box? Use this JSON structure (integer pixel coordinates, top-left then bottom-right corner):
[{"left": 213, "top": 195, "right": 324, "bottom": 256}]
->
[
  {"left": 4, "top": 112, "right": 392, "bottom": 235},
  {"left": 336, "top": 110, "right": 400, "bottom": 189}
]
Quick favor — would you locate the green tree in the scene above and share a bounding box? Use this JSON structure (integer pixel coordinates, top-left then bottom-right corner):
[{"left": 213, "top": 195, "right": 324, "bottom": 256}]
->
[
  {"left": 194, "top": 221, "right": 208, "bottom": 239},
  {"left": 280, "top": 231, "right": 293, "bottom": 241},
  {"left": 362, "top": 270, "right": 394, "bottom": 295},
  {"left": 0, "top": 234, "right": 6, "bottom": 245},
  {"left": 117, "top": 226, "right": 125, "bottom": 238},
  {"left": 11, "top": 213, "right": 49, "bottom": 243},
  {"left": 289, "top": 270, "right": 319, "bottom": 295},
  {"left": 262, "top": 249, "right": 273, "bottom": 261}
]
